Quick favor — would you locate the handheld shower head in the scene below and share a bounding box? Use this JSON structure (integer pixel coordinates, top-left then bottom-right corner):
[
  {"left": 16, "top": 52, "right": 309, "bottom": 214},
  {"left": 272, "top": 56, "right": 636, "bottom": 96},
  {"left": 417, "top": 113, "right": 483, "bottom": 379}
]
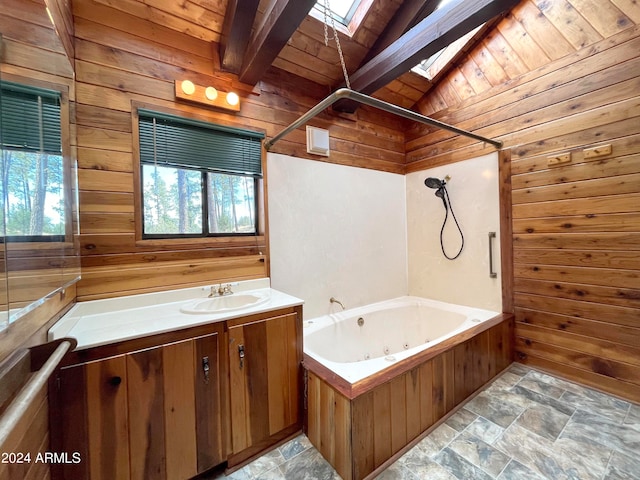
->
[
  {"left": 424, "top": 177, "right": 444, "bottom": 189},
  {"left": 425, "top": 177, "right": 448, "bottom": 208},
  {"left": 435, "top": 187, "right": 447, "bottom": 209}
]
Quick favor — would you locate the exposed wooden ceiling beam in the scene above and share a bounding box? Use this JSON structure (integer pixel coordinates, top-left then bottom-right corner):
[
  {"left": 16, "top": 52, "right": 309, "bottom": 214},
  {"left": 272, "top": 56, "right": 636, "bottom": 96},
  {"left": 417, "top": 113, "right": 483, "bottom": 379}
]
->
[
  {"left": 219, "top": 0, "right": 261, "bottom": 74},
  {"left": 362, "top": 0, "right": 440, "bottom": 64},
  {"left": 335, "top": 0, "right": 519, "bottom": 110},
  {"left": 239, "top": 0, "right": 317, "bottom": 85}
]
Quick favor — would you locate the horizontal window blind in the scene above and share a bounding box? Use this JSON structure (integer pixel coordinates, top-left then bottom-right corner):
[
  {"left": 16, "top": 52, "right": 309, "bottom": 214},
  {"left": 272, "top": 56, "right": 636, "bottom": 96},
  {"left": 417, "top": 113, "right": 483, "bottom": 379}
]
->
[
  {"left": 138, "top": 109, "right": 264, "bottom": 177},
  {"left": 1, "top": 81, "right": 62, "bottom": 154}
]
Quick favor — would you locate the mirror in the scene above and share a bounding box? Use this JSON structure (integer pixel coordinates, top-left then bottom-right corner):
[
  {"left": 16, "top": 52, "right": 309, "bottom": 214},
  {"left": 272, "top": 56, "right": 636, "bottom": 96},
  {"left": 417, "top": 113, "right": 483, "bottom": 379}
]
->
[
  {"left": 0, "top": 6, "right": 80, "bottom": 331},
  {"left": 0, "top": 34, "right": 8, "bottom": 332}
]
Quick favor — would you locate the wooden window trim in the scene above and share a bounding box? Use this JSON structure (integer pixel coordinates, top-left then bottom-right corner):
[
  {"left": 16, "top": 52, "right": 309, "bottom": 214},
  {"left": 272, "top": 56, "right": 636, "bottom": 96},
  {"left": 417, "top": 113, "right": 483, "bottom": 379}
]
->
[
  {"left": 1, "top": 72, "right": 74, "bottom": 244},
  {"left": 130, "top": 101, "right": 267, "bottom": 250}
]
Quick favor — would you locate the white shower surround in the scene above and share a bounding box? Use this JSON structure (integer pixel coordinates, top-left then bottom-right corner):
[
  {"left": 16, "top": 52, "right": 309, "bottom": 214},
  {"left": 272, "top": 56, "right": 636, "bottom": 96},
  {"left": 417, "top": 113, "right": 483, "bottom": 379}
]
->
[
  {"left": 406, "top": 152, "right": 502, "bottom": 311},
  {"left": 267, "top": 153, "right": 408, "bottom": 319},
  {"left": 267, "top": 152, "right": 501, "bottom": 318}
]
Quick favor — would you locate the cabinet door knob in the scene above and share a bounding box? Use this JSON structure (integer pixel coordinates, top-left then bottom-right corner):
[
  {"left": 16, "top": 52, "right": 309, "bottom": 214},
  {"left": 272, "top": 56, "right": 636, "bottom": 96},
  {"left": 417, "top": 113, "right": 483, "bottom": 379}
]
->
[{"left": 109, "top": 376, "right": 122, "bottom": 386}]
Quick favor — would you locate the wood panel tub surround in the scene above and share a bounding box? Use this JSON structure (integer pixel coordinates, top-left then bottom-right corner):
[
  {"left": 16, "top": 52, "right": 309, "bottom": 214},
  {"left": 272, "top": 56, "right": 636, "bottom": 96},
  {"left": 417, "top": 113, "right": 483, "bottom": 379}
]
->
[{"left": 304, "top": 314, "right": 513, "bottom": 480}]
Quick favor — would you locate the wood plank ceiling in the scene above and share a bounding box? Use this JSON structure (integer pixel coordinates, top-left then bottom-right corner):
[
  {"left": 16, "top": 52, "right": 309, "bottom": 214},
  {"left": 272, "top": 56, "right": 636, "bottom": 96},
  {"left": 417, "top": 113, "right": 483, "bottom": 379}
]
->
[{"left": 87, "top": 0, "right": 519, "bottom": 111}]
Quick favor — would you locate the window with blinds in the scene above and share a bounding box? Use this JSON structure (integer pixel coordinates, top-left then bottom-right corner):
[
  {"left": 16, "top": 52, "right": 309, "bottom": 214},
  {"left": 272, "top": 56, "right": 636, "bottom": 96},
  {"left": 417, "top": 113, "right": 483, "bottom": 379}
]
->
[
  {"left": 0, "top": 81, "right": 65, "bottom": 241},
  {"left": 137, "top": 110, "right": 264, "bottom": 238}
]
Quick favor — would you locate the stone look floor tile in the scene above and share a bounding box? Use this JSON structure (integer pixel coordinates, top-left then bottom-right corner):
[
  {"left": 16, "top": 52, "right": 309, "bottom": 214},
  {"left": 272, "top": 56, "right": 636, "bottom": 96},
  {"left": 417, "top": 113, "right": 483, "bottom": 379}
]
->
[
  {"left": 448, "top": 430, "right": 511, "bottom": 476},
  {"left": 397, "top": 449, "right": 458, "bottom": 479},
  {"left": 624, "top": 404, "right": 640, "bottom": 425},
  {"left": 494, "top": 423, "right": 575, "bottom": 480},
  {"left": 498, "top": 420, "right": 612, "bottom": 480},
  {"left": 465, "top": 416, "right": 504, "bottom": 444},
  {"left": 240, "top": 449, "right": 286, "bottom": 478},
  {"left": 488, "top": 371, "right": 524, "bottom": 391},
  {"left": 604, "top": 451, "right": 640, "bottom": 480},
  {"left": 497, "top": 459, "right": 545, "bottom": 480},
  {"left": 515, "top": 403, "right": 571, "bottom": 441},
  {"left": 525, "top": 370, "right": 587, "bottom": 394},
  {"left": 433, "top": 447, "right": 495, "bottom": 480},
  {"left": 279, "top": 448, "right": 340, "bottom": 480},
  {"left": 464, "top": 391, "right": 525, "bottom": 428},
  {"left": 552, "top": 427, "right": 613, "bottom": 479},
  {"left": 507, "top": 363, "right": 530, "bottom": 376},
  {"left": 560, "top": 389, "right": 631, "bottom": 424},
  {"left": 445, "top": 407, "right": 478, "bottom": 432},
  {"left": 373, "top": 462, "right": 419, "bottom": 480},
  {"left": 561, "top": 410, "right": 640, "bottom": 459},
  {"left": 415, "top": 422, "right": 458, "bottom": 457},
  {"left": 199, "top": 364, "right": 640, "bottom": 480},
  {"left": 516, "top": 376, "right": 567, "bottom": 399},
  {"left": 258, "top": 467, "right": 286, "bottom": 479},
  {"left": 512, "top": 385, "right": 575, "bottom": 416},
  {"left": 279, "top": 435, "right": 313, "bottom": 461}
]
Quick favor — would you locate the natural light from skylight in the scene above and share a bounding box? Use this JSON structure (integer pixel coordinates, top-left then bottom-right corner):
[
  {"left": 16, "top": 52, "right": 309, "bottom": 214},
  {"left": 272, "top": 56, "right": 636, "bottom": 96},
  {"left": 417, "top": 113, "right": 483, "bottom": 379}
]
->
[
  {"left": 411, "top": 0, "right": 482, "bottom": 81},
  {"left": 314, "top": 0, "right": 361, "bottom": 26}
]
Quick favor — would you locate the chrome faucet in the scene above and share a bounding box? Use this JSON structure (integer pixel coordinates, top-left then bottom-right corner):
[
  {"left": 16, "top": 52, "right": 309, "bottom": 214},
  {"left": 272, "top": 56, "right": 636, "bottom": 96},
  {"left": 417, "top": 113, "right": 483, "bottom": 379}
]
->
[
  {"left": 209, "top": 284, "right": 233, "bottom": 297},
  {"left": 330, "top": 297, "right": 345, "bottom": 310}
]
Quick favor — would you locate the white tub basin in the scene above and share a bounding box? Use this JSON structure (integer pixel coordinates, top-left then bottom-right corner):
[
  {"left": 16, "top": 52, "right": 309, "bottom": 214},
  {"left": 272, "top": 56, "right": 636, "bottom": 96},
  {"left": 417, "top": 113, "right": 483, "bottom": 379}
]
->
[{"left": 180, "top": 292, "right": 269, "bottom": 314}]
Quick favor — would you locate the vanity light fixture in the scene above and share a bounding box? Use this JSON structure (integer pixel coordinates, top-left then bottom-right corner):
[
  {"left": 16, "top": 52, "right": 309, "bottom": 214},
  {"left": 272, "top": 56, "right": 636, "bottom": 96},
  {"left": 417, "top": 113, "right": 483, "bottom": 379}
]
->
[
  {"left": 226, "top": 92, "right": 239, "bottom": 106},
  {"left": 181, "top": 80, "right": 196, "bottom": 95},
  {"left": 174, "top": 80, "right": 240, "bottom": 112},
  {"left": 205, "top": 86, "right": 218, "bottom": 100}
]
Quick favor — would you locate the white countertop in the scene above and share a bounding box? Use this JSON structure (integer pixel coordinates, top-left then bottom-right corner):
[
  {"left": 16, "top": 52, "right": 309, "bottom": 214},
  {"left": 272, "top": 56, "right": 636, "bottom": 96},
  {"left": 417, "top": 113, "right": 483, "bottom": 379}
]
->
[{"left": 48, "top": 278, "right": 304, "bottom": 351}]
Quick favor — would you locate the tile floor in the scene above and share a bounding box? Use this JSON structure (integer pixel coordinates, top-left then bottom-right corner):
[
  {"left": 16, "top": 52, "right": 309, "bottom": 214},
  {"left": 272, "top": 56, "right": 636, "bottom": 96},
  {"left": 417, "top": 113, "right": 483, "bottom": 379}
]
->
[{"left": 204, "top": 363, "right": 640, "bottom": 480}]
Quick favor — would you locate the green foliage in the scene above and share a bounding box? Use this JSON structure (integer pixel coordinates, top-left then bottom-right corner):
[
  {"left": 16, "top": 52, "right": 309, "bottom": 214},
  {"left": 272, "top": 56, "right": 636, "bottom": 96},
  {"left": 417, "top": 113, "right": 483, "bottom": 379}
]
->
[
  {"left": 142, "top": 164, "right": 255, "bottom": 236},
  {"left": 1, "top": 149, "right": 65, "bottom": 236}
]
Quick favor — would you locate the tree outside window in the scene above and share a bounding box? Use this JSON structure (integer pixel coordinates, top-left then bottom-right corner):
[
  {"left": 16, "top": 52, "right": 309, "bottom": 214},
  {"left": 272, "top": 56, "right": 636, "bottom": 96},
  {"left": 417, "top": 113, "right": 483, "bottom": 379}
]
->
[
  {"left": 1, "top": 82, "right": 65, "bottom": 241},
  {"left": 138, "top": 110, "right": 262, "bottom": 239}
]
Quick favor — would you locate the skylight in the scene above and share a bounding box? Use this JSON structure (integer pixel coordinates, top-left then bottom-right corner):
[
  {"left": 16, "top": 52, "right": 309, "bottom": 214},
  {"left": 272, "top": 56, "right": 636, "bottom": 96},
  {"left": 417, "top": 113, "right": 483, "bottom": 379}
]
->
[
  {"left": 313, "top": 0, "right": 362, "bottom": 26},
  {"left": 411, "top": 22, "right": 485, "bottom": 81}
]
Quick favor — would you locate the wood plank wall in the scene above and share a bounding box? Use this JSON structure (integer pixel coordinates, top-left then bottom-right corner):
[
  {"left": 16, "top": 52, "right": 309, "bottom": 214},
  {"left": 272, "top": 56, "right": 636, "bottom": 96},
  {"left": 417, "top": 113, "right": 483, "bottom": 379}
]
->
[
  {"left": 406, "top": 1, "right": 640, "bottom": 402},
  {"left": 71, "top": 0, "right": 406, "bottom": 301}
]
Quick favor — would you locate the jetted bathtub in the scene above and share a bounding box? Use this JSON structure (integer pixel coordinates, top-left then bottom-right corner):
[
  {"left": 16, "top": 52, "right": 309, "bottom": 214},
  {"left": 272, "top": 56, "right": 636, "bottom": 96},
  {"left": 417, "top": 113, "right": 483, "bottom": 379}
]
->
[
  {"left": 302, "top": 296, "right": 512, "bottom": 480},
  {"left": 304, "top": 296, "right": 500, "bottom": 383}
]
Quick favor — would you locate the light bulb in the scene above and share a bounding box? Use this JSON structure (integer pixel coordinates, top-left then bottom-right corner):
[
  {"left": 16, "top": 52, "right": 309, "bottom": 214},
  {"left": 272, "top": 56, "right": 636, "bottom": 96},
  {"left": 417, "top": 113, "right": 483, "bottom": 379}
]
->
[
  {"left": 226, "top": 92, "right": 239, "bottom": 106},
  {"left": 181, "top": 80, "right": 195, "bottom": 95},
  {"left": 205, "top": 87, "right": 218, "bottom": 100}
]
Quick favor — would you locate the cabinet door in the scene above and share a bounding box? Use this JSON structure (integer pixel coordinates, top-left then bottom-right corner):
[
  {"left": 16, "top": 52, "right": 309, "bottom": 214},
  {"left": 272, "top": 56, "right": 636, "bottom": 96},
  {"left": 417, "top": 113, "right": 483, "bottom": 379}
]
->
[
  {"left": 127, "top": 332, "right": 223, "bottom": 480},
  {"left": 52, "top": 331, "right": 224, "bottom": 480},
  {"left": 228, "top": 312, "right": 301, "bottom": 457},
  {"left": 54, "top": 355, "right": 130, "bottom": 480},
  {"left": 194, "top": 332, "right": 225, "bottom": 472}
]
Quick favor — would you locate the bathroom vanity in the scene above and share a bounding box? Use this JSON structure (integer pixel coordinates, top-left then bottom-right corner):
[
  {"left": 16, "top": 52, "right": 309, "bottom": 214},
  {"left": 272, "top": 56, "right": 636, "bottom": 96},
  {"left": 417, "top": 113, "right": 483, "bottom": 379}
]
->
[{"left": 47, "top": 279, "right": 303, "bottom": 479}]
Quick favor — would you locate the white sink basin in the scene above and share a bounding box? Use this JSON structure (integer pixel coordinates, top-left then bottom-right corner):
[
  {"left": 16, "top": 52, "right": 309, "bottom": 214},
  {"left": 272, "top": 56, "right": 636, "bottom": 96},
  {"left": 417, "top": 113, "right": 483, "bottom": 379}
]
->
[{"left": 180, "top": 292, "right": 269, "bottom": 314}]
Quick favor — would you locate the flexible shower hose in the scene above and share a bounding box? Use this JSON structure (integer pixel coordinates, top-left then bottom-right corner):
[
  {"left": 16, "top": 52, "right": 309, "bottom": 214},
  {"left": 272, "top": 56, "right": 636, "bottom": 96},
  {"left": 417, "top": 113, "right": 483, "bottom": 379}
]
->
[{"left": 439, "top": 186, "right": 464, "bottom": 260}]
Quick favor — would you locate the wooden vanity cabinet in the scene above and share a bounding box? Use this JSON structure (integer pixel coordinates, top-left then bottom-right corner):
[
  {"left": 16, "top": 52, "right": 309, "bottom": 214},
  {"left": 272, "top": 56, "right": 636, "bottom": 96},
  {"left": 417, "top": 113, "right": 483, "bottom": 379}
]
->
[
  {"left": 226, "top": 307, "right": 303, "bottom": 468},
  {"left": 50, "top": 325, "right": 226, "bottom": 480},
  {"left": 49, "top": 305, "right": 303, "bottom": 479}
]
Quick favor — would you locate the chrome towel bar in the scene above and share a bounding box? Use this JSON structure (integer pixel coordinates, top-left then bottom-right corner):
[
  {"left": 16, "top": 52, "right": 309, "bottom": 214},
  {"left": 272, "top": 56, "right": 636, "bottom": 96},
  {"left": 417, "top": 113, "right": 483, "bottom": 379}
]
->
[
  {"left": 488, "top": 231, "right": 498, "bottom": 278},
  {"left": 0, "top": 340, "right": 72, "bottom": 446}
]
